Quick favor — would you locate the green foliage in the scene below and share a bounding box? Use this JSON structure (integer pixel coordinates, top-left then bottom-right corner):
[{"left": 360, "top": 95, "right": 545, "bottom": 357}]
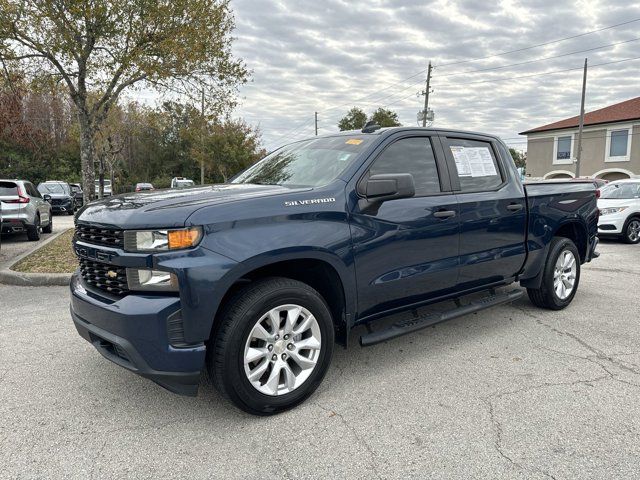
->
[
  {"left": 509, "top": 148, "right": 526, "bottom": 169},
  {"left": 370, "top": 108, "right": 401, "bottom": 127},
  {"left": 0, "top": 0, "right": 249, "bottom": 199},
  {"left": 338, "top": 106, "right": 402, "bottom": 131},
  {"left": 338, "top": 107, "right": 367, "bottom": 131}
]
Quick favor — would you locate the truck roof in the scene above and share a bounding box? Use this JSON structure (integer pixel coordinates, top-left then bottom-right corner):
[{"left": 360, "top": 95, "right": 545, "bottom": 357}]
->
[{"left": 304, "top": 126, "right": 503, "bottom": 142}]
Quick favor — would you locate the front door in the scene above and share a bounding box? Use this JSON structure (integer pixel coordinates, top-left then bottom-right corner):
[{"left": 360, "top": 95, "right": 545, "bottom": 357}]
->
[{"left": 349, "top": 134, "right": 460, "bottom": 320}]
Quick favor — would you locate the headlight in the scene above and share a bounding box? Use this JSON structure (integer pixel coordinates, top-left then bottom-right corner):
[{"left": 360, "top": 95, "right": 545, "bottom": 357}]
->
[
  {"left": 127, "top": 268, "right": 179, "bottom": 292},
  {"left": 599, "top": 207, "right": 627, "bottom": 216},
  {"left": 124, "top": 227, "right": 202, "bottom": 252}
]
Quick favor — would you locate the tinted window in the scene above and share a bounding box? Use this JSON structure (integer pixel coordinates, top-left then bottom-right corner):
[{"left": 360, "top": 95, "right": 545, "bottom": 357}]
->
[
  {"left": 0, "top": 181, "right": 18, "bottom": 196},
  {"left": 369, "top": 137, "right": 441, "bottom": 196},
  {"left": 445, "top": 138, "right": 503, "bottom": 192},
  {"left": 26, "top": 183, "right": 41, "bottom": 198}
]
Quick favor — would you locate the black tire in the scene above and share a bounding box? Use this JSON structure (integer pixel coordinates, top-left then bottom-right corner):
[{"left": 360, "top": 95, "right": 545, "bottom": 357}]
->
[
  {"left": 42, "top": 212, "right": 53, "bottom": 234},
  {"left": 26, "top": 215, "right": 41, "bottom": 241},
  {"left": 622, "top": 217, "right": 640, "bottom": 244},
  {"left": 208, "top": 277, "right": 335, "bottom": 415},
  {"left": 527, "top": 237, "right": 580, "bottom": 310}
]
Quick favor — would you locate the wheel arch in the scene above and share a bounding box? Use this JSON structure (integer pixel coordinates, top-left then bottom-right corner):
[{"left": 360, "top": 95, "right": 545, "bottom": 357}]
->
[
  {"left": 210, "top": 250, "right": 355, "bottom": 347},
  {"left": 553, "top": 220, "right": 588, "bottom": 262}
]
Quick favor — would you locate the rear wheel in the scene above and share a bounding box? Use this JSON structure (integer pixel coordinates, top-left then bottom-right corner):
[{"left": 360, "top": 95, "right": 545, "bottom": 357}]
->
[
  {"left": 527, "top": 237, "right": 580, "bottom": 310},
  {"left": 208, "top": 277, "right": 334, "bottom": 415},
  {"left": 623, "top": 217, "right": 640, "bottom": 244},
  {"left": 26, "top": 215, "right": 41, "bottom": 241}
]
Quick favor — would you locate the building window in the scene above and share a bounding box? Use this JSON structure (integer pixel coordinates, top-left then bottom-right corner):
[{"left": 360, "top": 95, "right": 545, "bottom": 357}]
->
[
  {"left": 553, "top": 134, "right": 574, "bottom": 164},
  {"left": 606, "top": 126, "right": 632, "bottom": 162}
]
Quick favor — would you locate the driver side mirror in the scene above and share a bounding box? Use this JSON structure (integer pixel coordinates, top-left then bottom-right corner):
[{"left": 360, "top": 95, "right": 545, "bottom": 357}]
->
[
  {"left": 43, "top": 194, "right": 52, "bottom": 203},
  {"left": 361, "top": 173, "right": 415, "bottom": 201}
]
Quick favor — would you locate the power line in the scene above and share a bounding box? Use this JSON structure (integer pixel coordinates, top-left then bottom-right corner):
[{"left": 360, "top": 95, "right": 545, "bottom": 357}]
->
[
  {"left": 434, "top": 55, "right": 640, "bottom": 87},
  {"left": 441, "top": 37, "right": 640, "bottom": 77},
  {"left": 435, "top": 17, "right": 640, "bottom": 68}
]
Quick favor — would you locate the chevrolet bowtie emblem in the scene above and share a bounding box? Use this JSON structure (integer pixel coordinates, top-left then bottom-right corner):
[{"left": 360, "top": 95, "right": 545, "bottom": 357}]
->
[{"left": 106, "top": 270, "right": 118, "bottom": 279}]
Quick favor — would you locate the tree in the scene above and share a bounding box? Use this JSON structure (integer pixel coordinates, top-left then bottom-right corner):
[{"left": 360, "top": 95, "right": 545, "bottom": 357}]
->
[
  {"left": 0, "top": 0, "right": 248, "bottom": 202},
  {"left": 509, "top": 148, "right": 526, "bottom": 169},
  {"left": 370, "top": 107, "right": 401, "bottom": 127},
  {"left": 338, "top": 107, "right": 367, "bottom": 131}
]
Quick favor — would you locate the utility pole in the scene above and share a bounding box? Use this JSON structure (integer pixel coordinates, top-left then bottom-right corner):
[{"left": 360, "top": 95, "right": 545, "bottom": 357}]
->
[
  {"left": 575, "top": 58, "right": 587, "bottom": 178},
  {"left": 314, "top": 111, "right": 318, "bottom": 136},
  {"left": 200, "top": 89, "right": 205, "bottom": 185},
  {"left": 421, "top": 62, "right": 432, "bottom": 127}
]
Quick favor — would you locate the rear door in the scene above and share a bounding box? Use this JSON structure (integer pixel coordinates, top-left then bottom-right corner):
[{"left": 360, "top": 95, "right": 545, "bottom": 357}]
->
[
  {"left": 349, "top": 133, "right": 460, "bottom": 319},
  {"left": 439, "top": 134, "right": 527, "bottom": 290}
]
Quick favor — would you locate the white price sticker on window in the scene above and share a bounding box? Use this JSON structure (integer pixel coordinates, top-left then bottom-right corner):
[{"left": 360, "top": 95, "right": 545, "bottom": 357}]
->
[{"left": 450, "top": 146, "right": 497, "bottom": 177}]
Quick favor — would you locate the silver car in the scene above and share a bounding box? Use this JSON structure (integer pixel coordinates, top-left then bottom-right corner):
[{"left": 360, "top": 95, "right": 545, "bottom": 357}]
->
[{"left": 0, "top": 179, "right": 53, "bottom": 241}]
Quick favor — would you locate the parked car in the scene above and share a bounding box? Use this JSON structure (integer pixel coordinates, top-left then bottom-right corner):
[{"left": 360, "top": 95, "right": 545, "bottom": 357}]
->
[
  {"left": 597, "top": 179, "right": 640, "bottom": 244},
  {"left": 70, "top": 127, "right": 599, "bottom": 415},
  {"left": 1, "top": 179, "right": 53, "bottom": 240},
  {"left": 135, "top": 182, "right": 154, "bottom": 192},
  {"left": 95, "top": 179, "right": 112, "bottom": 197},
  {"left": 37, "top": 181, "right": 75, "bottom": 215},
  {"left": 69, "top": 183, "right": 84, "bottom": 209},
  {"left": 170, "top": 177, "right": 195, "bottom": 188}
]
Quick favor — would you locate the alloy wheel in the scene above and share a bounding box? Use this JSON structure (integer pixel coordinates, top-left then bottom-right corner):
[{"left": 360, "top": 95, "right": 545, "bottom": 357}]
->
[
  {"left": 243, "top": 304, "right": 322, "bottom": 396},
  {"left": 553, "top": 250, "right": 577, "bottom": 300},
  {"left": 628, "top": 220, "right": 640, "bottom": 243}
]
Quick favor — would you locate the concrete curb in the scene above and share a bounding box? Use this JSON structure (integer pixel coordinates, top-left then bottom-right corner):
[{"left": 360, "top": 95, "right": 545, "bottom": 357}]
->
[{"left": 0, "top": 227, "right": 74, "bottom": 286}]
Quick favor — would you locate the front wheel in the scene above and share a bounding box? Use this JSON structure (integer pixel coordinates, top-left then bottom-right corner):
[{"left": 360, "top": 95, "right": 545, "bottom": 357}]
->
[
  {"left": 208, "top": 277, "right": 334, "bottom": 415},
  {"left": 623, "top": 217, "right": 640, "bottom": 244},
  {"left": 527, "top": 237, "right": 580, "bottom": 310}
]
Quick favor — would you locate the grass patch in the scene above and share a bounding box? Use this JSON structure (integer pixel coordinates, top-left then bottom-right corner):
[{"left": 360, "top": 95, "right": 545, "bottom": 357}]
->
[{"left": 12, "top": 229, "right": 77, "bottom": 274}]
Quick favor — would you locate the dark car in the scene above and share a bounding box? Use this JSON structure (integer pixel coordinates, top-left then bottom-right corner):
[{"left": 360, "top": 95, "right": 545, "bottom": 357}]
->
[
  {"left": 37, "top": 181, "right": 75, "bottom": 215},
  {"left": 135, "top": 182, "right": 154, "bottom": 192},
  {"left": 70, "top": 126, "right": 599, "bottom": 415},
  {"left": 69, "top": 183, "right": 84, "bottom": 209}
]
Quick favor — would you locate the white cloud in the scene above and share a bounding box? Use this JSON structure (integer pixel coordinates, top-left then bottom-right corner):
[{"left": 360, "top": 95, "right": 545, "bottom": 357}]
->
[{"left": 228, "top": 0, "right": 640, "bottom": 151}]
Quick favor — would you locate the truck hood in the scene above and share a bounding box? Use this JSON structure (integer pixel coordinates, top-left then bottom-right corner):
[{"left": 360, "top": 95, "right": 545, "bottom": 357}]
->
[{"left": 76, "top": 183, "right": 309, "bottom": 229}]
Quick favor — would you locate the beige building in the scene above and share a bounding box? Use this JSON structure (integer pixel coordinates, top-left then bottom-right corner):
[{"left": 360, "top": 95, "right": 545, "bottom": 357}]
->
[{"left": 521, "top": 96, "right": 640, "bottom": 181}]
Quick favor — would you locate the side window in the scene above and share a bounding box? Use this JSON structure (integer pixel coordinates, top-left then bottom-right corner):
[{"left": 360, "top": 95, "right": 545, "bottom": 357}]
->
[
  {"left": 368, "top": 137, "right": 441, "bottom": 196},
  {"left": 26, "top": 183, "right": 41, "bottom": 198},
  {"left": 445, "top": 138, "right": 503, "bottom": 192}
]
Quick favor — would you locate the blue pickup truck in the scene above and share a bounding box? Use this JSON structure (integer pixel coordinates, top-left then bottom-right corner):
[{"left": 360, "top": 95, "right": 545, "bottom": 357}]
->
[{"left": 70, "top": 126, "right": 599, "bottom": 414}]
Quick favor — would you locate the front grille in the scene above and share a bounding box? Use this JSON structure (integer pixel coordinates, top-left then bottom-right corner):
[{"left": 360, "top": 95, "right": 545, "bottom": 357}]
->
[
  {"left": 75, "top": 224, "right": 124, "bottom": 248},
  {"left": 79, "top": 258, "right": 129, "bottom": 296}
]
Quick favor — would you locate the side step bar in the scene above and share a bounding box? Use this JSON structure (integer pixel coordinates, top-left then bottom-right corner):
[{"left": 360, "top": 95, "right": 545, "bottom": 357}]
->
[{"left": 360, "top": 289, "right": 524, "bottom": 347}]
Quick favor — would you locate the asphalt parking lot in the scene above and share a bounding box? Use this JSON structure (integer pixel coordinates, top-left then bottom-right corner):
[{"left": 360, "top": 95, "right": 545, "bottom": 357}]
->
[
  {"left": 0, "top": 214, "right": 75, "bottom": 268},
  {"left": 1, "top": 240, "right": 639, "bottom": 479}
]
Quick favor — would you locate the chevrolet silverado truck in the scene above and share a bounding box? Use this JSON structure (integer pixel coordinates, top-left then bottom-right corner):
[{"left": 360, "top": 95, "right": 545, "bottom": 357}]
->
[{"left": 70, "top": 126, "right": 599, "bottom": 415}]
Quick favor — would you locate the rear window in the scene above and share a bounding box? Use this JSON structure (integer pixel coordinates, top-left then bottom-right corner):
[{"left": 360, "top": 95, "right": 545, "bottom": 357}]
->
[
  {"left": 443, "top": 138, "right": 503, "bottom": 192},
  {"left": 0, "top": 181, "right": 18, "bottom": 196}
]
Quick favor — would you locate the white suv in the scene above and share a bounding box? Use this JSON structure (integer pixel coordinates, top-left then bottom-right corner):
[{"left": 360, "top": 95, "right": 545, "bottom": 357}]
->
[{"left": 597, "top": 179, "right": 640, "bottom": 244}]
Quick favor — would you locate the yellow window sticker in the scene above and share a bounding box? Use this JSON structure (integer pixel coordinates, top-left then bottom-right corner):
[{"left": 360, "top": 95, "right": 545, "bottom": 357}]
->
[{"left": 345, "top": 138, "right": 364, "bottom": 145}]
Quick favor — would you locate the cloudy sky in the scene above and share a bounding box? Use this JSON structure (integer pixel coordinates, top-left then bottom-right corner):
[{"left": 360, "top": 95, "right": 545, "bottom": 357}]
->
[{"left": 227, "top": 0, "right": 640, "bottom": 152}]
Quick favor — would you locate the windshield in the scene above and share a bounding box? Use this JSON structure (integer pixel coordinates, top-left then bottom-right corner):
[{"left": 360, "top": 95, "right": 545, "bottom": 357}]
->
[
  {"left": 175, "top": 180, "right": 194, "bottom": 188},
  {"left": 600, "top": 182, "right": 640, "bottom": 199},
  {"left": 38, "top": 183, "right": 69, "bottom": 195},
  {"left": 231, "top": 135, "right": 374, "bottom": 187},
  {"left": 95, "top": 180, "right": 111, "bottom": 186}
]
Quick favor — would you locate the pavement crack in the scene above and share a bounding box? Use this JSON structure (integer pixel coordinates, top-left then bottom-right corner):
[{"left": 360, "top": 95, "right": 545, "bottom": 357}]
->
[{"left": 314, "top": 402, "right": 382, "bottom": 480}]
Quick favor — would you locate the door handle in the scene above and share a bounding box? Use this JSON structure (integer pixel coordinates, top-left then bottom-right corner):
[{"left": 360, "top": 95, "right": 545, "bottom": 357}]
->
[
  {"left": 507, "top": 203, "right": 524, "bottom": 212},
  {"left": 434, "top": 210, "right": 456, "bottom": 219}
]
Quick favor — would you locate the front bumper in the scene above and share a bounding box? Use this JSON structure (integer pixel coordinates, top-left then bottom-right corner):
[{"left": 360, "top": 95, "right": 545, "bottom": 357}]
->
[
  {"left": 70, "top": 272, "right": 206, "bottom": 396},
  {"left": 598, "top": 213, "right": 626, "bottom": 235},
  {"left": 51, "top": 200, "right": 74, "bottom": 213}
]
